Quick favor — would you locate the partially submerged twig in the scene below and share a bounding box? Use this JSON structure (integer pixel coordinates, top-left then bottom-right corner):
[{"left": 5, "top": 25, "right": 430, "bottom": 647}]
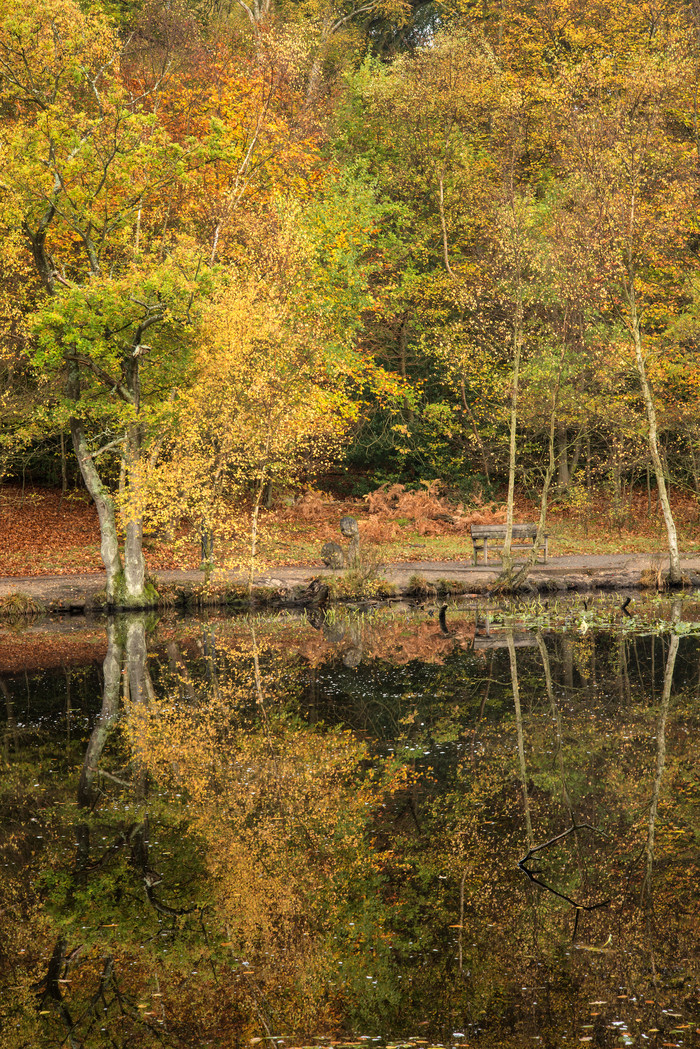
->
[{"left": 518, "top": 823, "right": 611, "bottom": 914}]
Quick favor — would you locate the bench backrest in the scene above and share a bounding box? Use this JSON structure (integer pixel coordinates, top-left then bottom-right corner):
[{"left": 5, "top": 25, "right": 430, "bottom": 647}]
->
[{"left": 470, "top": 524, "right": 539, "bottom": 539}]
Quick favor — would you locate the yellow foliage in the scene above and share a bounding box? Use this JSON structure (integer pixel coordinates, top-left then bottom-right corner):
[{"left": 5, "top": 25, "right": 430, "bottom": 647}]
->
[
  {"left": 124, "top": 634, "right": 407, "bottom": 963},
  {"left": 144, "top": 210, "right": 359, "bottom": 571}
]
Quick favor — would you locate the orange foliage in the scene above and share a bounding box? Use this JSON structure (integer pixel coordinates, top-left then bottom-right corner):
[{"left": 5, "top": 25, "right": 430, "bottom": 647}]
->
[
  {"left": 149, "top": 34, "right": 326, "bottom": 262},
  {"left": 288, "top": 491, "right": 353, "bottom": 521},
  {"left": 365, "top": 481, "right": 507, "bottom": 536}
]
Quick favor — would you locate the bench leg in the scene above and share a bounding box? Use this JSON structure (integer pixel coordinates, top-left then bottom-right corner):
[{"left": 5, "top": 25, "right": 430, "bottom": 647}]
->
[
  {"left": 543, "top": 536, "right": 548, "bottom": 563},
  {"left": 483, "top": 538, "right": 488, "bottom": 565}
]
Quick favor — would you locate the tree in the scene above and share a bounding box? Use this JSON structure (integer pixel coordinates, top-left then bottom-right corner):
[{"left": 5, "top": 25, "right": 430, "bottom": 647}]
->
[
  {"left": 556, "top": 49, "right": 697, "bottom": 582},
  {"left": 0, "top": 0, "right": 328, "bottom": 603},
  {"left": 145, "top": 179, "right": 382, "bottom": 582},
  {"left": 332, "top": 34, "right": 516, "bottom": 489},
  {"left": 146, "top": 271, "right": 354, "bottom": 584},
  {"left": 0, "top": 0, "right": 204, "bottom": 603},
  {"left": 0, "top": 224, "right": 47, "bottom": 483}
]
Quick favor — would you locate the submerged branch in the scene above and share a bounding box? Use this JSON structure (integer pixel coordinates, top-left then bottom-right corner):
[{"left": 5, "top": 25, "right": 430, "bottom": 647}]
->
[{"left": 518, "top": 823, "right": 611, "bottom": 912}]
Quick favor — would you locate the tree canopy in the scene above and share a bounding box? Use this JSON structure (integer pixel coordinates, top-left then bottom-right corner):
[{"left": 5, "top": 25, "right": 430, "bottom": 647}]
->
[{"left": 2, "top": 0, "right": 700, "bottom": 590}]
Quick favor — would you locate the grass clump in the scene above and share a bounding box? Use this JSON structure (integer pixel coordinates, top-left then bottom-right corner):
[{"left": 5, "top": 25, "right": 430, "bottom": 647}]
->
[
  {"left": 435, "top": 578, "right": 470, "bottom": 596},
  {"left": 0, "top": 592, "right": 45, "bottom": 619},
  {"left": 405, "top": 574, "right": 436, "bottom": 598},
  {"left": 327, "top": 572, "right": 396, "bottom": 601}
]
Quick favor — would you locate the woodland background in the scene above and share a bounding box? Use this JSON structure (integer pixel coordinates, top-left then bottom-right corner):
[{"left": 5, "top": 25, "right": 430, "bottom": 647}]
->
[{"left": 2, "top": 0, "right": 700, "bottom": 586}]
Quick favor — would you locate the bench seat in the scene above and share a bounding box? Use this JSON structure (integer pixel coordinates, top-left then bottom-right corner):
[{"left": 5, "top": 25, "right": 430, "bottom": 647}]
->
[{"left": 470, "top": 524, "right": 548, "bottom": 565}]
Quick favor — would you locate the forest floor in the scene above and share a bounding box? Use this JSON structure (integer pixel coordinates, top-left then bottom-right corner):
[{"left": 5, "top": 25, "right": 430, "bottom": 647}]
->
[
  {"left": 3, "top": 480, "right": 700, "bottom": 575},
  {"left": 2, "top": 482, "right": 700, "bottom": 608}
]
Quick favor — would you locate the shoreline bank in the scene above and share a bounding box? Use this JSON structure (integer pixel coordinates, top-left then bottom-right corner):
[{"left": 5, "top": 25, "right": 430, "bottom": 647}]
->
[{"left": 2, "top": 553, "right": 700, "bottom": 616}]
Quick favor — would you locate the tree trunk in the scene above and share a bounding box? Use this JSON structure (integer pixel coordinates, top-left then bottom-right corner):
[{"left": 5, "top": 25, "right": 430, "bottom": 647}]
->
[
  {"left": 201, "top": 523, "right": 215, "bottom": 582},
  {"left": 59, "top": 432, "right": 68, "bottom": 499},
  {"left": 1, "top": 677, "right": 19, "bottom": 760},
  {"left": 124, "top": 518, "right": 147, "bottom": 604},
  {"left": 557, "top": 422, "right": 569, "bottom": 491},
  {"left": 501, "top": 292, "right": 522, "bottom": 575},
  {"left": 69, "top": 416, "right": 124, "bottom": 602},
  {"left": 398, "top": 311, "right": 415, "bottom": 423},
  {"left": 67, "top": 368, "right": 154, "bottom": 607},
  {"left": 126, "top": 616, "right": 154, "bottom": 706},
  {"left": 121, "top": 425, "right": 154, "bottom": 607},
  {"left": 248, "top": 471, "right": 267, "bottom": 595},
  {"left": 536, "top": 633, "right": 573, "bottom": 816},
  {"left": 125, "top": 615, "right": 155, "bottom": 800},
  {"left": 570, "top": 432, "right": 582, "bottom": 481},
  {"left": 500, "top": 342, "right": 565, "bottom": 589},
  {"left": 626, "top": 283, "right": 682, "bottom": 583},
  {"left": 504, "top": 408, "right": 556, "bottom": 589},
  {"left": 305, "top": 53, "right": 325, "bottom": 106},
  {"left": 123, "top": 444, "right": 150, "bottom": 606},
  {"left": 460, "top": 378, "right": 490, "bottom": 483},
  {"left": 508, "top": 630, "right": 533, "bottom": 849},
  {"left": 641, "top": 609, "right": 679, "bottom": 905}
]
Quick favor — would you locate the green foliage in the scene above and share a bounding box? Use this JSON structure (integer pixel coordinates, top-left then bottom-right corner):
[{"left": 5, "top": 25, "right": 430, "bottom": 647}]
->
[
  {"left": 303, "top": 169, "right": 384, "bottom": 349},
  {"left": 31, "top": 257, "right": 207, "bottom": 423}
]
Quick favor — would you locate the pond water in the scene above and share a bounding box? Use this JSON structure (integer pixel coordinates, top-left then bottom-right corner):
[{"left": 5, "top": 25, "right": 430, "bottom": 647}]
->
[{"left": 1, "top": 596, "right": 699, "bottom": 1049}]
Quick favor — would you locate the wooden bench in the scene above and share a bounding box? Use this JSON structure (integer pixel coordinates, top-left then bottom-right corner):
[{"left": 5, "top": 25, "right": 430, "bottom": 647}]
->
[{"left": 470, "top": 524, "right": 548, "bottom": 565}]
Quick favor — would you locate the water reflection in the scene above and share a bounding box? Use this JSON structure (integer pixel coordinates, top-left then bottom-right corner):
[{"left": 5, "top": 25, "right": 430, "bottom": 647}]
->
[
  {"left": 0, "top": 600, "right": 699, "bottom": 1047},
  {"left": 77, "top": 620, "right": 123, "bottom": 810}
]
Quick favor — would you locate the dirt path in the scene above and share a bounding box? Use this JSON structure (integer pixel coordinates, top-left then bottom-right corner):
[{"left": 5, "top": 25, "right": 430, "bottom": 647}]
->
[{"left": 2, "top": 551, "right": 700, "bottom": 610}]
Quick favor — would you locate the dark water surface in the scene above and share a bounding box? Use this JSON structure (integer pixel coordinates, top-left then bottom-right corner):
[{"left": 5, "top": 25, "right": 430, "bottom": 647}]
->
[{"left": 1, "top": 597, "right": 699, "bottom": 1048}]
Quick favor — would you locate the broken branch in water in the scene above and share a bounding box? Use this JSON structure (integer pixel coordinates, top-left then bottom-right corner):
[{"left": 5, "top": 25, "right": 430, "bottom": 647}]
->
[{"left": 518, "top": 823, "right": 611, "bottom": 915}]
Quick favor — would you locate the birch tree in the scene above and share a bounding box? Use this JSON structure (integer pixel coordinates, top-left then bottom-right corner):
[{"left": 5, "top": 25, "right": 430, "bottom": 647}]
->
[{"left": 558, "top": 52, "right": 697, "bottom": 583}]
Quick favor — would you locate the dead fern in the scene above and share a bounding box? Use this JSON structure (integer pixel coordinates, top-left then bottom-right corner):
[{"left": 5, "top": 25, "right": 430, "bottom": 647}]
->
[{"left": 364, "top": 481, "right": 506, "bottom": 535}]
